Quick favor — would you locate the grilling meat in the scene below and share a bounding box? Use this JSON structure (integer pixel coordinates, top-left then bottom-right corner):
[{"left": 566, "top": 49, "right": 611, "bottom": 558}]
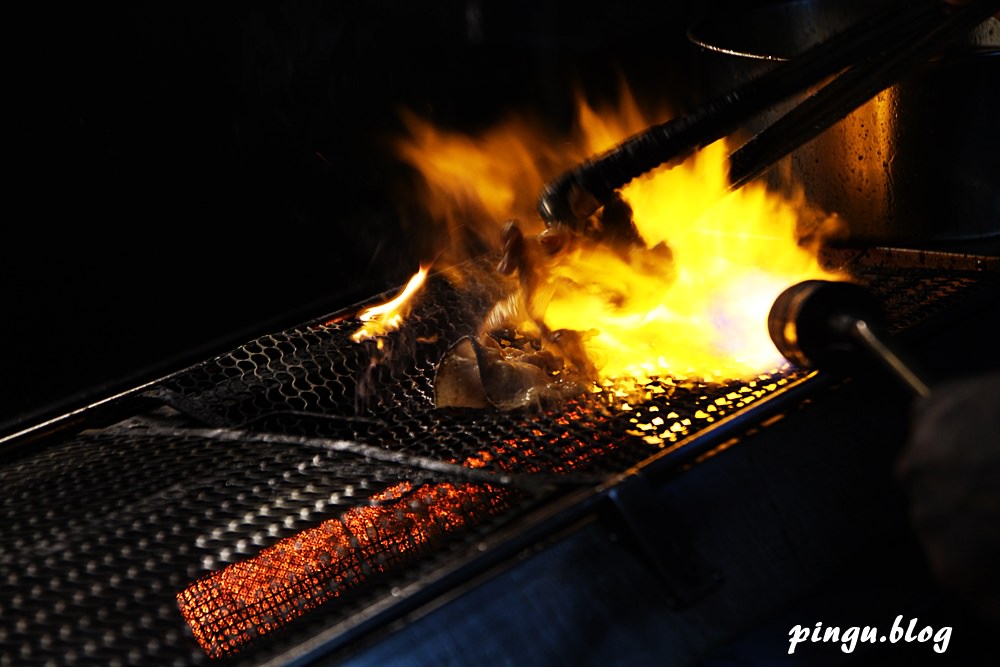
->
[{"left": 433, "top": 334, "right": 588, "bottom": 411}]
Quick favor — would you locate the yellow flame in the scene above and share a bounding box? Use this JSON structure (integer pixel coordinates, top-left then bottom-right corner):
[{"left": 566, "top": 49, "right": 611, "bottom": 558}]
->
[
  {"left": 351, "top": 265, "right": 430, "bottom": 342},
  {"left": 392, "top": 83, "right": 842, "bottom": 383},
  {"left": 542, "top": 140, "right": 837, "bottom": 382}
]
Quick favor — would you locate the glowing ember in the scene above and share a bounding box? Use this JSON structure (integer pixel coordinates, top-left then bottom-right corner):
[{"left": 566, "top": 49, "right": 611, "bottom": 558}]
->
[
  {"left": 351, "top": 264, "right": 431, "bottom": 343},
  {"left": 177, "top": 480, "right": 502, "bottom": 659},
  {"left": 393, "top": 84, "right": 843, "bottom": 385},
  {"left": 176, "top": 408, "right": 626, "bottom": 658}
]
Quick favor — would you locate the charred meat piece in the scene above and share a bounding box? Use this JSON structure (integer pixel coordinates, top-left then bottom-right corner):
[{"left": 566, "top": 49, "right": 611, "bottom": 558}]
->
[{"left": 433, "top": 335, "right": 588, "bottom": 411}]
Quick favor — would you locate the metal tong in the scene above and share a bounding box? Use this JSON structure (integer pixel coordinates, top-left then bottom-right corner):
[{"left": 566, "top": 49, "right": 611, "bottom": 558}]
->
[{"left": 536, "top": 0, "right": 1000, "bottom": 230}]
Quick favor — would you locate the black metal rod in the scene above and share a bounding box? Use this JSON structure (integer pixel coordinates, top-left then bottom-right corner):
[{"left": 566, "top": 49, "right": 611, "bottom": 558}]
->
[{"left": 846, "top": 319, "right": 934, "bottom": 398}]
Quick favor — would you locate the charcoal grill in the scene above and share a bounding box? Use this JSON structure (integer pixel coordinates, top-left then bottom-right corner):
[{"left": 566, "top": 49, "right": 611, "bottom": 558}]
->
[{"left": 2, "top": 244, "right": 998, "bottom": 666}]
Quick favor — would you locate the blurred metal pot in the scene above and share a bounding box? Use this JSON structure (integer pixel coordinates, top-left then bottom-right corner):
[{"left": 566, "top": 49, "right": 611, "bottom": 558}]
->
[{"left": 687, "top": 0, "right": 1000, "bottom": 247}]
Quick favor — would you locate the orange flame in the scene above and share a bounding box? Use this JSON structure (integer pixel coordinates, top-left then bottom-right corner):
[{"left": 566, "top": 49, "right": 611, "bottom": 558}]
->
[
  {"left": 351, "top": 264, "right": 431, "bottom": 342},
  {"left": 394, "top": 83, "right": 842, "bottom": 384}
]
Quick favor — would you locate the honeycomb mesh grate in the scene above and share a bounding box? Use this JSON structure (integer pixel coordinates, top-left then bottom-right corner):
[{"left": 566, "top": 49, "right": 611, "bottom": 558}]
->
[{"left": 1, "top": 259, "right": 995, "bottom": 666}]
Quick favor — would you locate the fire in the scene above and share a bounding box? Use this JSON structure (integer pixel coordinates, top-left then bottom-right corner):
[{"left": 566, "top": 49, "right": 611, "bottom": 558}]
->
[
  {"left": 542, "top": 140, "right": 835, "bottom": 382},
  {"left": 178, "top": 84, "right": 844, "bottom": 660},
  {"left": 351, "top": 264, "right": 430, "bottom": 343},
  {"left": 391, "top": 83, "right": 841, "bottom": 385}
]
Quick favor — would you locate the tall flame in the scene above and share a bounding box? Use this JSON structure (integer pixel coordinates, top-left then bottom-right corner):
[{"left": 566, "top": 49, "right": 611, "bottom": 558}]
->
[{"left": 392, "top": 83, "right": 841, "bottom": 384}]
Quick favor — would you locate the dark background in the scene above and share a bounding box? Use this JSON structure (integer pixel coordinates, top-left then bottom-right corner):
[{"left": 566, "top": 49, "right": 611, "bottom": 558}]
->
[
  {"left": 3, "top": 0, "right": 729, "bottom": 432},
  {"left": 4, "top": 3, "right": 999, "bottom": 662}
]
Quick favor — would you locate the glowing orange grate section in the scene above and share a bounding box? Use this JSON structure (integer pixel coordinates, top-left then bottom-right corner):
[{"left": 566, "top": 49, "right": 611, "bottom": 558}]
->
[
  {"left": 177, "top": 481, "right": 505, "bottom": 659},
  {"left": 176, "top": 400, "right": 629, "bottom": 659}
]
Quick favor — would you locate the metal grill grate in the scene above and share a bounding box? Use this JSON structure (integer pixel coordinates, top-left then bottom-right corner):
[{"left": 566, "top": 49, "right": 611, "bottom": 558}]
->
[{"left": 1, "top": 256, "right": 996, "bottom": 666}]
